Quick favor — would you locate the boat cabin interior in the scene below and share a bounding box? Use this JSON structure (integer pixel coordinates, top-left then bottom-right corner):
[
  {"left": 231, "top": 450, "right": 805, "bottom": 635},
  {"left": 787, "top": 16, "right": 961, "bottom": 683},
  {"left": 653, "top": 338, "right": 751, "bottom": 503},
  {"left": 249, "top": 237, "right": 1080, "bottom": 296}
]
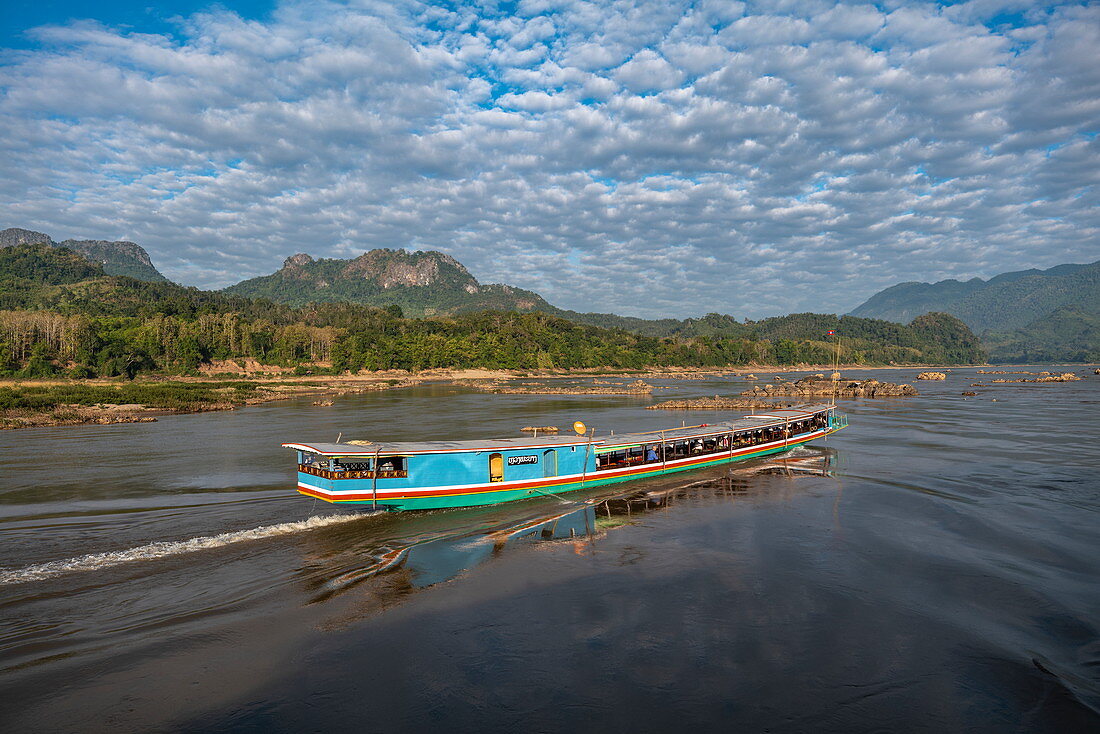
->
[{"left": 594, "top": 406, "right": 832, "bottom": 471}]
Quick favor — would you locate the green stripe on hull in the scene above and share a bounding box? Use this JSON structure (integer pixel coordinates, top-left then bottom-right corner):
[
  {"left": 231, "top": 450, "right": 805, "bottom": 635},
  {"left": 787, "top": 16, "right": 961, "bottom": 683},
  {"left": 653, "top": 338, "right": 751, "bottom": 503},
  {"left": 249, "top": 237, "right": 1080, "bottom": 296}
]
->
[{"left": 317, "top": 435, "right": 828, "bottom": 511}]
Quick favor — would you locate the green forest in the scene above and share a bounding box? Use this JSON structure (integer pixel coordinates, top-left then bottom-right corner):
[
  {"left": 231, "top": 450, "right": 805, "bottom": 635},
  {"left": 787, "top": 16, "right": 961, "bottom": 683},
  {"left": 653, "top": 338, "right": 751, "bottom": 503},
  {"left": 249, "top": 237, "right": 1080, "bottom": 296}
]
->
[{"left": 0, "top": 244, "right": 987, "bottom": 378}]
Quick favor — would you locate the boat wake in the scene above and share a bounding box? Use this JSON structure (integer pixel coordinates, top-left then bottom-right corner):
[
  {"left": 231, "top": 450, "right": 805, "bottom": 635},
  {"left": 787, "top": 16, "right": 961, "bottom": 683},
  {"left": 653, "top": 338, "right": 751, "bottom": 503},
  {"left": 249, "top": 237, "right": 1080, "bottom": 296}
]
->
[{"left": 0, "top": 513, "right": 368, "bottom": 586}]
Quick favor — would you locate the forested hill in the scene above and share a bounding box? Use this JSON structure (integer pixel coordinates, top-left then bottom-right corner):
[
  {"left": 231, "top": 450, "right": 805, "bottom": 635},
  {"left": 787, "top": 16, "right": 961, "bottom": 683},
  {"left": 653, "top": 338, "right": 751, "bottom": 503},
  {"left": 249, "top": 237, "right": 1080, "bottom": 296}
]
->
[
  {"left": 849, "top": 260, "right": 1100, "bottom": 333},
  {"left": 0, "top": 243, "right": 985, "bottom": 378},
  {"left": 0, "top": 227, "right": 169, "bottom": 283},
  {"left": 224, "top": 249, "right": 554, "bottom": 316},
  {"left": 849, "top": 260, "right": 1100, "bottom": 362},
  {"left": 981, "top": 306, "right": 1100, "bottom": 363},
  {"left": 550, "top": 310, "right": 742, "bottom": 337}
]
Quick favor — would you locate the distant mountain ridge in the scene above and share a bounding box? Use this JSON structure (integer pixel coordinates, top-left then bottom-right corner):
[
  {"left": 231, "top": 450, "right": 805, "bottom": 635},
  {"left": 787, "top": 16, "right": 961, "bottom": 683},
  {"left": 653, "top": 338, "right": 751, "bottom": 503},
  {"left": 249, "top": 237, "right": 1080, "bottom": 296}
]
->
[
  {"left": 849, "top": 261, "right": 1100, "bottom": 333},
  {"left": 224, "top": 249, "right": 555, "bottom": 316},
  {"left": 0, "top": 227, "right": 169, "bottom": 283},
  {"left": 850, "top": 260, "right": 1100, "bottom": 362},
  {"left": 224, "top": 250, "right": 757, "bottom": 333}
]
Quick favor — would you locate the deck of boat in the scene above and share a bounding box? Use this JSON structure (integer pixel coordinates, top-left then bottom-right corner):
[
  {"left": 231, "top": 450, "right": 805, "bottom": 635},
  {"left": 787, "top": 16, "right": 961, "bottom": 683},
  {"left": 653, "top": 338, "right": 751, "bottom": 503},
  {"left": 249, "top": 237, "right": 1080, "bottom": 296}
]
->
[
  {"left": 595, "top": 404, "right": 834, "bottom": 448},
  {"left": 285, "top": 404, "right": 834, "bottom": 457}
]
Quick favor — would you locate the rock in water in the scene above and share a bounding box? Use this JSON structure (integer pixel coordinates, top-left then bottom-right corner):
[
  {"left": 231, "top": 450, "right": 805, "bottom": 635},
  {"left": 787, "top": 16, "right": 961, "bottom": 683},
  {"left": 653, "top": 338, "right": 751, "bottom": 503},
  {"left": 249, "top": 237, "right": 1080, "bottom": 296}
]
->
[{"left": 741, "top": 375, "right": 918, "bottom": 398}]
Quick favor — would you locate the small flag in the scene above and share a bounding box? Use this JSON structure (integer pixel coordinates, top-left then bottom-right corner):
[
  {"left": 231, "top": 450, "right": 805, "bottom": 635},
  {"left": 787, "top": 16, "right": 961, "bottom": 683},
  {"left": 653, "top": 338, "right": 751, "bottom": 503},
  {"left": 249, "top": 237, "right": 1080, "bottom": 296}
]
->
[{"left": 826, "top": 330, "right": 836, "bottom": 336}]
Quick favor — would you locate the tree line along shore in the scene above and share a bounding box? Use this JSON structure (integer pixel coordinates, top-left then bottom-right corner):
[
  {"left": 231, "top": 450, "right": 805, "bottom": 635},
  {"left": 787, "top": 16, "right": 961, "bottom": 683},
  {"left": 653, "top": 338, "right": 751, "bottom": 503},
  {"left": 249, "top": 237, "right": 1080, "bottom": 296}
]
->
[
  {"left": 0, "top": 242, "right": 994, "bottom": 428},
  {"left": 0, "top": 243, "right": 986, "bottom": 380}
]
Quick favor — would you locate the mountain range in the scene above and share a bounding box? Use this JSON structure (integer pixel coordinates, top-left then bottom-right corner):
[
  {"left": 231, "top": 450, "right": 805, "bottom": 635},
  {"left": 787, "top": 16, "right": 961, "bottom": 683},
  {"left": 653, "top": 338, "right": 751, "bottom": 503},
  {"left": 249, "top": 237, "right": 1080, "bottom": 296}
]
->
[
  {"left": 0, "top": 228, "right": 168, "bottom": 283},
  {"left": 0, "top": 242, "right": 985, "bottom": 374},
  {"left": 850, "top": 261, "right": 1100, "bottom": 362},
  {"left": 849, "top": 261, "right": 1100, "bottom": 333},
  {"left": 4, "top": 225, "right": 1095, "bottom": 362},
  {"left": 224, "top": 250, "right": 555, "bottom": 316}
]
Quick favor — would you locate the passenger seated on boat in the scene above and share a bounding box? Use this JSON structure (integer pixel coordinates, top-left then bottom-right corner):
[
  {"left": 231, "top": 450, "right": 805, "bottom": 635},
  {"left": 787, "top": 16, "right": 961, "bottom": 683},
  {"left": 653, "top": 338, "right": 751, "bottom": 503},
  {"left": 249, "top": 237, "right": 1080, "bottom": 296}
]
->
[{"left": 646, "top": 446, "right": 658, "bottom": 462}]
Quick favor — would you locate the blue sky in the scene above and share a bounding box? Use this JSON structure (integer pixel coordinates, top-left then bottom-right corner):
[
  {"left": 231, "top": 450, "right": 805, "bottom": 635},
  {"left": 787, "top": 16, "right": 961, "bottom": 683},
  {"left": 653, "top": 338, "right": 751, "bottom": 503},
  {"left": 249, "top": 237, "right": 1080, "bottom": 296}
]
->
[
  {"left": 0, "top": 1, "right": 275, "bottom": 48},
  {"left": 1, "top": 0, "right": 1097, "bottom": 318}
]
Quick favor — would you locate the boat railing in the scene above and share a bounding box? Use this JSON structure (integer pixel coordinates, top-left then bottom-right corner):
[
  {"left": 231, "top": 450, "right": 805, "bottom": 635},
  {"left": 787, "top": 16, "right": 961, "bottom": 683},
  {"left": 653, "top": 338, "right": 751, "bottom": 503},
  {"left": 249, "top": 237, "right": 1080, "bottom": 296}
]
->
[{"left": 298, "top": 464, "right": 408, "bottom": 480}]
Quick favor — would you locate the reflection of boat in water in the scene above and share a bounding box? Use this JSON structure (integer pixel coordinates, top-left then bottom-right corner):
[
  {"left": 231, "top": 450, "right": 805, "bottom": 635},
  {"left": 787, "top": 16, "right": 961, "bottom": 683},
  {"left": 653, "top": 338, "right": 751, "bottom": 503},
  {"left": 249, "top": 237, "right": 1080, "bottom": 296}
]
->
[
  {"left": 312, "top": 447, "right": 838, "bottom": 599},
  {"left": 284, "top": 404, "right": 847, "bottom": 511}
]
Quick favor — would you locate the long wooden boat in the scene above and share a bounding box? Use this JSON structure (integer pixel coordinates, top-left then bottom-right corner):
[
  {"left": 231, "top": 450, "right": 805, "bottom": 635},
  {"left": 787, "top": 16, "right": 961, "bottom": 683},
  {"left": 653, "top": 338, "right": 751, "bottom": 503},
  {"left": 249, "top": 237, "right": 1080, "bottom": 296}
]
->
[{"left": 283, "top": 403, "right": 847, "bottom": 511}]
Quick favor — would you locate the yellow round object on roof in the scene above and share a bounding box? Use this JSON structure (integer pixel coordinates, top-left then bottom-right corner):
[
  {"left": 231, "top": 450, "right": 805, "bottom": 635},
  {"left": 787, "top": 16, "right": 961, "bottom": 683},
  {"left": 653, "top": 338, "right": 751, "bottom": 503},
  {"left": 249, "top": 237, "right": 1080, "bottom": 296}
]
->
[{"left": 573, "top": 421, "right": 587, "bottom": 435}]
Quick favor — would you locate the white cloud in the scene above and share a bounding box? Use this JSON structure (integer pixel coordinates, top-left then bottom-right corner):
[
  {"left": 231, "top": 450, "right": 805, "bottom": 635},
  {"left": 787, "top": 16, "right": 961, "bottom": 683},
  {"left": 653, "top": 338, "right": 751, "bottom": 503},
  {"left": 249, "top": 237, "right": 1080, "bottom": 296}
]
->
[{"left": 0, "top": 0, "right": 1096, "bottom": 319}]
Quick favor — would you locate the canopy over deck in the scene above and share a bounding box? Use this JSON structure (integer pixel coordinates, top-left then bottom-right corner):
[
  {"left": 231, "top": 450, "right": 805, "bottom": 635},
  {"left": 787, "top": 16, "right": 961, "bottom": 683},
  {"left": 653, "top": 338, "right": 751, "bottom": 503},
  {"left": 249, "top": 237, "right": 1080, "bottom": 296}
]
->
[
  {"left": 596, "top": 404, "right": 833, "bottom": 449},
  {"left": 283, "top": 434, "right": 595, "bottom": 457},
  {"left": 284, "top": 403, "right": 833, "bottom": 457}
]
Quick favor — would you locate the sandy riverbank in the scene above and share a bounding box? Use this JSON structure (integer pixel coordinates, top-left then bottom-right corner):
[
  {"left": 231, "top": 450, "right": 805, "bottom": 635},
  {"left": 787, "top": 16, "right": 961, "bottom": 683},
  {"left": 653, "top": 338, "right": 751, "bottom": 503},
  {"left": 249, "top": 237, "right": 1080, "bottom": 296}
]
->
[{"left": 0, "top": 377, "right": 420, "bottom": 429}]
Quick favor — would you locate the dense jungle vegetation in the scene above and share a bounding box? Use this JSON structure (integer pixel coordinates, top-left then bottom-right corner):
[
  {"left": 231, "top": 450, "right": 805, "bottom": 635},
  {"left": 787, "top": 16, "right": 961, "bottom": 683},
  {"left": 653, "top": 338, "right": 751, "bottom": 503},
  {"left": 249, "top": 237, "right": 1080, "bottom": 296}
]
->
[{"left": 0, "top": 244, "right": 986, "bottom": 378}]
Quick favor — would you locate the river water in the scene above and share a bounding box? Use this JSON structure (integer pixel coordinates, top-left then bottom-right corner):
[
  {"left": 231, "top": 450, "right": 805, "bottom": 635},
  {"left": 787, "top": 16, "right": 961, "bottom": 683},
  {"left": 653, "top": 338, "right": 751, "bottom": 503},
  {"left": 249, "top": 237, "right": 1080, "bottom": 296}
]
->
[{"left": 1, "top": 369, "right": 1098, "bottom": 732}]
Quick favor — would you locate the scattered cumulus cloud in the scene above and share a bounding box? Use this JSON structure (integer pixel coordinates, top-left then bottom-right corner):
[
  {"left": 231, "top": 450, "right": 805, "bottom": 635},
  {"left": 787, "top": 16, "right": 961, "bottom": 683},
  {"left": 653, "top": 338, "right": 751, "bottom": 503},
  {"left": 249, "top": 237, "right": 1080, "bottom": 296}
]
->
[{"left": 0, "top": 0, "right": 1097, "bottom": 319}]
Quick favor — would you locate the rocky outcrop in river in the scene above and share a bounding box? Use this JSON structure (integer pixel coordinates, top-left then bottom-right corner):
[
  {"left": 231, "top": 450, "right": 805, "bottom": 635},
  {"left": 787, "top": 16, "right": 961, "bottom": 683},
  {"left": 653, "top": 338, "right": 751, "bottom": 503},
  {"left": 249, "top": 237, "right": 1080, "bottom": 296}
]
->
[
  {"left": 741, "top": 376, "right": 918, "bottom": 398},
  {"left": 495, "top": 379, "right": 655, "bottom": 395},
  {"left": 917, "top": 372, "right": 946, "bottom": 380},
  {"left": 648, "top": 397, "right": 800, "bottom": 410},
  {"left": 989, "top": 372, "right": 1081, "bottom": 383}
]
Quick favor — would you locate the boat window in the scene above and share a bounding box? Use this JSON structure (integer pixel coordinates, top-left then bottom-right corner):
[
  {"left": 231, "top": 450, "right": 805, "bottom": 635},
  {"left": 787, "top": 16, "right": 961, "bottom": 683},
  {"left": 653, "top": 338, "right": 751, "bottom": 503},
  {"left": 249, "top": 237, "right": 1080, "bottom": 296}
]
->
[
  {"left": 337, "top": 458, "right": 373, "bottom": 471},
  {"left": 599, "top": 450, "right": 630, "bottom": 469},
  {"left": 377, "top": 456, "right": 405, "bottom": 472},
  {"left": 489, "top": 453, "right": 504, "bottom": 482}
]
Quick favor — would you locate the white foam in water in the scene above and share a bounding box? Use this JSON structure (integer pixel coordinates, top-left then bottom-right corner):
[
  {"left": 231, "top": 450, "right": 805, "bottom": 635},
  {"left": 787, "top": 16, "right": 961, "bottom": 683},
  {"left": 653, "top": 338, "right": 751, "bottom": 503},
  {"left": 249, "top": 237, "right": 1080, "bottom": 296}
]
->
[{"left": 0, "top": 513, "right": 367, "bottom": 586}]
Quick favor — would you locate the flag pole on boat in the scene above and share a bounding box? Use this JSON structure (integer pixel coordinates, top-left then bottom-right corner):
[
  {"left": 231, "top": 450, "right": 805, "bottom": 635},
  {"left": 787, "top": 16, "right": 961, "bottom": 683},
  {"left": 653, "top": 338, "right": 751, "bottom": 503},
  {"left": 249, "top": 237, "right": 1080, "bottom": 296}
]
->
[{"left": 827, "top": 327, "right": 841, "bottom": 407}]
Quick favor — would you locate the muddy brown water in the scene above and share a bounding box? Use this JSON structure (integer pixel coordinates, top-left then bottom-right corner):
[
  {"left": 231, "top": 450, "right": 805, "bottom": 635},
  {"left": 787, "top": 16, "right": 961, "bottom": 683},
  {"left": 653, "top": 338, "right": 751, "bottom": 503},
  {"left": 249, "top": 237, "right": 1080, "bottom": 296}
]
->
[{"left": 1, "top": 369, "right": 1098, "bottom": 732}]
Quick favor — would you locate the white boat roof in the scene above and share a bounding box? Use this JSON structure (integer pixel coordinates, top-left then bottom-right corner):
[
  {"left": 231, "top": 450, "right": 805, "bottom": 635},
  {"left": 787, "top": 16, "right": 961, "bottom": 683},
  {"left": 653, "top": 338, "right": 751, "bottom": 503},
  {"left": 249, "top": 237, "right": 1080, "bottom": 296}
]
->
[
  {"left": 283, "top": 434, "right": 595, "bottom": 457},
  {"left": 284, "top": 404, "right": 833, "bottom": 457},
  {"left": 596, "top": 404, "right": 834, "bottom": 450}
]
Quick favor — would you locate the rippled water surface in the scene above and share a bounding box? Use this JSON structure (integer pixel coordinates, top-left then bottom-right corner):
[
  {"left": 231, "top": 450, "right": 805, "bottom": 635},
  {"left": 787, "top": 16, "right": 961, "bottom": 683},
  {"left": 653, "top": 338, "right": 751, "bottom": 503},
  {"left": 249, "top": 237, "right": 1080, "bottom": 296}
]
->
[{"left": 1, "top": 369, "right": 1098, "bottom": 732}]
